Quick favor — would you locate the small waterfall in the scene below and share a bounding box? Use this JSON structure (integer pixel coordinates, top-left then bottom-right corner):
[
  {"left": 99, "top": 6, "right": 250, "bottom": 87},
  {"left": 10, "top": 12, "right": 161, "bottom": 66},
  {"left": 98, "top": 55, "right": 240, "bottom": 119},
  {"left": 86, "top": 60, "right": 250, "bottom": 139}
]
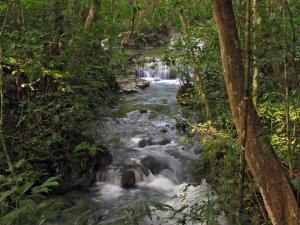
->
[
  {"left": 136, "top": 58, "right": 176, "bottom": 80},
  {"left": 97, "top": 151, "right": 183, "bottom": 190},
  {"left": 97, "top": 169, "right": 122, "bottom": 185}
]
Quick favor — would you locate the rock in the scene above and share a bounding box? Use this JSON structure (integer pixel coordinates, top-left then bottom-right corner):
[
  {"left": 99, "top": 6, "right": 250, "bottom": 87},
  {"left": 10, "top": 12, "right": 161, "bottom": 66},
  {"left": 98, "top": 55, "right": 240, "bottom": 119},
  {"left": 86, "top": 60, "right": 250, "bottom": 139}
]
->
[
  {"left": 55, "top": 150, "right": 113, "bottom": 194},
  {"left": 153, "top": 138, "right": 171, "bottom": 145},
  {"left": 118, "top": 77, "right": 150, "bottom": 94},
  {"left": 128, "top": 53, "right": 148, "bottom": 64},
  {"left": 169, "top": 69, "right": 177, "bottom": 79},
  {"left": 121, "top": 88, "right": 138, "bottom": 94},
  {"left": 160, "top": 128, "right": 168, "bottom": 133},
  {"left": 138, "top": 137, "right": 153, "bottom": 147},
  {"left": 141, "top": 155, "right": 171, "bottom": 175},
  {"left": 139, "top": 109, "right": 148, "bottom": 114},
  {"left": 138, "top": 79, "right": 150, "bottom": 89},
  {"left": 121, "top": 169, "right": 136, "bottom": 188},
  {"left": 192, "top": 141, "right": 203, "bottom": 155},
  {"left": 121, "top": 34, "right": 141, "bottom": 48},
  {"left": 176, "top": 121, "right": 188, "bottom": 133},
  {"left": 138, "top": 137, "right": 171, "bottom": 147}
]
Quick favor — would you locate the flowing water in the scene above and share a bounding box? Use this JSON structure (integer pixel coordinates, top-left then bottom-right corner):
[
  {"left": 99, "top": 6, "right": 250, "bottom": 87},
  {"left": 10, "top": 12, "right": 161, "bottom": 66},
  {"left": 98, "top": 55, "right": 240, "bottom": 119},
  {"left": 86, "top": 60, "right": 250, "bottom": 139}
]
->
[{"left": 54, "top": 54, "right": 227, "bottom": 225}]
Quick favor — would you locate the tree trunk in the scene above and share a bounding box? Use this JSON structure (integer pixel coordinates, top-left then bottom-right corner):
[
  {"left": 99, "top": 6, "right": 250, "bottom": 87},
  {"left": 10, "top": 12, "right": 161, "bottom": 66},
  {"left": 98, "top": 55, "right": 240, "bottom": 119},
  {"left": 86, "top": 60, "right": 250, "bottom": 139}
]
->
[
  {"left": 84, "top": 0, "right": 101, "bottom": 29},
  {"left": 281, "top": 0, "right": 292, "bottom": 178},
  {"left": 237, "top": 0, "right": 251, "bottom": 220},
  {"left": 129, "top": 2, "right": 137, "bottom": 40},
  {"left": 252, "top": 0, "right": 258, "bottom": 109},
  {"left": 212, "top": 1, "right": 299, "bottom": 224}
]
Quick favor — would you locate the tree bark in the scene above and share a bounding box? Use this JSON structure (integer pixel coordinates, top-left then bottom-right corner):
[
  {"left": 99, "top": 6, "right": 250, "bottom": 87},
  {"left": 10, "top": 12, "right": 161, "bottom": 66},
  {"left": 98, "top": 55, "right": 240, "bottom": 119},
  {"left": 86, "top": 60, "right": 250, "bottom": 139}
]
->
[
  {"left": 252, "top": 0, "right": 258, "bottom": 109},
  {"left": 281, "top": 0, "right": 292, "bottom": 178},
  {"left": 237, "top": 0, "right": 251, "bottom": 220},
  {"left": 129, "top": 1, "right": 137, "bottom": 40},
  {"left": 84, "top": 0, "right": 101, "bottom": 29},
  {"left": 212, "top": 0, "right": 299, "bottom": 224}
]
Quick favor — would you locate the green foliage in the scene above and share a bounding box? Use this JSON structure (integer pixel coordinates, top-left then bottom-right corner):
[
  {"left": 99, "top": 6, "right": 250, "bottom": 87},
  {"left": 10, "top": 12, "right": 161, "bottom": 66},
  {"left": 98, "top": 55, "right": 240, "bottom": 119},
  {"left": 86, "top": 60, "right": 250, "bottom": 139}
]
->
[
  {"left": 21, "top": 0, "right": 46, "bottom": 9},
  {"left": 259, "top": 91, "right": 300, "bottom": 167},
  {"left": 0, "top": 0, "right": 121, "bottom": 223},
  {"left": 0, "top": 160, "right": 62, "bottom": 225},
  {"left": 190, "top": 121, "right": 269, "bottom": 224}
]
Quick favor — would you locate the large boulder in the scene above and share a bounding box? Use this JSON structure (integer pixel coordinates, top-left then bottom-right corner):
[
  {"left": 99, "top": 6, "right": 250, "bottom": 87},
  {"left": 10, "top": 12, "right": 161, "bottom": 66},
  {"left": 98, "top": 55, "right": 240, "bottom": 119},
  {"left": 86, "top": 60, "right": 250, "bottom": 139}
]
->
[
  {"left": 56, "top": 150, "right": 113, "bottom": 194},
  {"left": 128, "top": 53, "right": 149, "bottom": 64},
  {"left": 118, "top": 77, "right": 150, "bottom": 94}
]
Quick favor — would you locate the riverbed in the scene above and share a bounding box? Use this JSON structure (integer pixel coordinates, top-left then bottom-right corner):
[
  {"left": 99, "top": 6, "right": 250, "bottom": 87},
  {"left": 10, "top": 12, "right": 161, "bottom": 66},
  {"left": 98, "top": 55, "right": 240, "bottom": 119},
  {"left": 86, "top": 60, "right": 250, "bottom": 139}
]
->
[{"left": 52, "top": 52, "right": 226, "bottom": 225}]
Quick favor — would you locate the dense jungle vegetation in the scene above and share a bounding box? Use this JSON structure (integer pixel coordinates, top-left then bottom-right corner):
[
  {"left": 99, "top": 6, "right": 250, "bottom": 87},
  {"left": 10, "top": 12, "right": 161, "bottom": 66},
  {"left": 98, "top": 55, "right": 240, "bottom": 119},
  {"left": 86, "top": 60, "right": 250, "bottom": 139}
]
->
[{"left": 0, "top": 0, "right": 300, "bottom": 224}]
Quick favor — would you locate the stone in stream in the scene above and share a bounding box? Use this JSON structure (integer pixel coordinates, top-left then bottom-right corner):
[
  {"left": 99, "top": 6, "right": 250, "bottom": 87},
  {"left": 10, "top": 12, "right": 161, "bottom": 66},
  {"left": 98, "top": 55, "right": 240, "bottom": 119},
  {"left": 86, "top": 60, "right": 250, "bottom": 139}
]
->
[
  {"left": 121, "top": 169, "right": 136, "bottom": 188},
  {"left": 138, "top": 137, "right": 153, "bottom": 147},
  {"left": 139, "top": 108, "right": 148, "bottom": 114},
  {"left": 138, "top": 137, "right": 171, "bottom": 147},
  {"left": 118, "top": 76, "right": 150, "bottom": 94},
  {"left": 192, "top": 141, "right": 203, "bottom": 155},
  {"left": 128, "top": 53, "right": 147, "bottom": 63},
  {"left": 155, "top": 138, "right": 171, "bottom": 145},
  {"left": 160, "top": 128, "right": 168, "bottom": 133},
  {"left": 169, "top": 69, "right": 177, "bottom": 79},
  {"left": 56, "top": 150, "right": 113, "bottom": 194},
  {"left": 141, "top": 155, "right": 171, "bottom": 175}
]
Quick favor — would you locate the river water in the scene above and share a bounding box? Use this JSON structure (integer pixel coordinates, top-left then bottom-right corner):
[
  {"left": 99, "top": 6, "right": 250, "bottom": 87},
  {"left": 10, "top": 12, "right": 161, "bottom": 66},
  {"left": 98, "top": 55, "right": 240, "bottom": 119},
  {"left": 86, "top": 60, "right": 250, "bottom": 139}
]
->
[{"left": 54, "top": 55, "right": 227, "bottom": 225}]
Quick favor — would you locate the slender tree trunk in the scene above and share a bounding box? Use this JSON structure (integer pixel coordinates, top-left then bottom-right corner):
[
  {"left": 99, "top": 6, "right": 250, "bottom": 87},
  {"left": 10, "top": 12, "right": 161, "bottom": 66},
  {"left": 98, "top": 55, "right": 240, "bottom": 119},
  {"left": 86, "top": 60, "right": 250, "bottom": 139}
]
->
[
  {"left": 84, "top": 3, "right": 95, "bottom": 28},
  {"left": 237, "top": 0, "right": 251, "bottom": 221},
  {"left": 129, "top": 2, "right": 137, "bottom": 40},
  {"left": 179, "top": 13, "right": 212, "bottom": 120},
  {"left": 0, "top": 4, "right": 13, "bottom": 173},
  {"left": 281, "top": 0, "right": 293, "bottom": 178},
  {"left": 252, "top": 0, "right": 258, "bottom": 109},
  {"left": 54, "top": 0, "right": 63, "bottom": 37},
  {"left": 18, "top": 0, "right": 25, "bottom": 29},
  {"left": 212, "top": 1, "right": 299, "bottom": 224},
  {"left": 283, "top": 0, "right": 296, "bottom": 67},
  {"left": 84, "top": 0, "right": 101, "bottom": 29}
]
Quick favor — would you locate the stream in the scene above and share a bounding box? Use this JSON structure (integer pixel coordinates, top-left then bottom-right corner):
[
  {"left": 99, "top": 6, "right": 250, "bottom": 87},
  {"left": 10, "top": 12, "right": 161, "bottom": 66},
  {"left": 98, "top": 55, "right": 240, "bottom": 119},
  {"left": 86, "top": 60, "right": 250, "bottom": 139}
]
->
[{"left": 54, "top": 51, "right": 227, "bottom": 225}]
